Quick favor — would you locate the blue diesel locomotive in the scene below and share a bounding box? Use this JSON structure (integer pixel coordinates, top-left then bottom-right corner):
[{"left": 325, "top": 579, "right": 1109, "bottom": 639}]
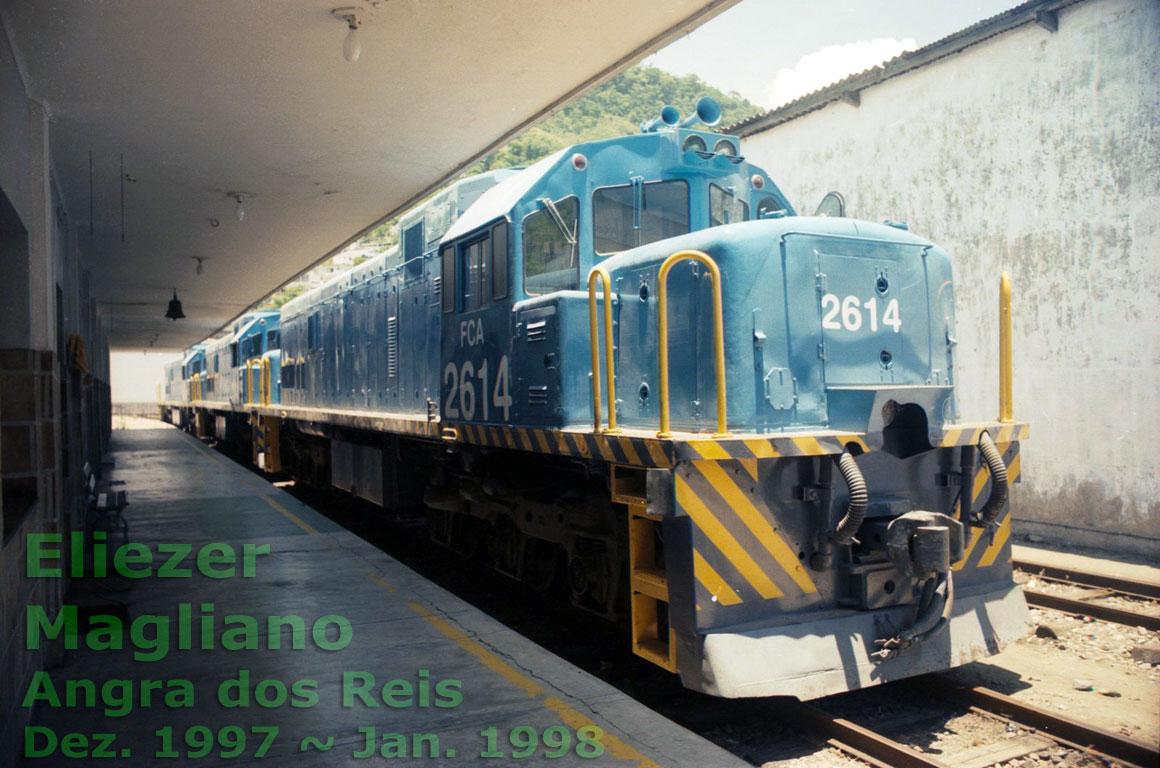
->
[{"left": 162, "top": 99, "right": 1028, "bottom": 699}]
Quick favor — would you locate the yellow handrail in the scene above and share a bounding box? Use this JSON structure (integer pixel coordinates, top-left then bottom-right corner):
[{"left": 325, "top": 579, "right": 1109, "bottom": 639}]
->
[
  {"left": 657, "top": 250, "right": 729, "bottom": 439},
  {"left": 586, "top": 267, "right": 620, "bottom": 434},
  {"left": 999, "top": 271, "right": 1013, "bottom": 423},
  {"left": 252, "top": 360, "right": 262, "bottom": 405},
  {"left": 244, "top": 358, "right": 262, "bottom": 406},
  {"left": 260, "top": 358, "right": 271, "bottom": 406}
]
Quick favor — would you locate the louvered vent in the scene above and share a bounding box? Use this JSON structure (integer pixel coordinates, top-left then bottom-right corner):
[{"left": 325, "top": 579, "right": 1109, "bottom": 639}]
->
[
  {"left": 432, "top": 276, "right": 442, "bottom": 296},
  {"left": 387, "top": 316, "right": 399, "bottom": 378},
  {"left": 527, "top": 385, "right": 549, "bottom": 405},
  {"left": 526, "top": 319, "right": 548, "bottom": 342}
]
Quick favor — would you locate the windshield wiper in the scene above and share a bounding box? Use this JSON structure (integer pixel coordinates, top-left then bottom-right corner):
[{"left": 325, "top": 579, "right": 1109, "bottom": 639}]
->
[{"left": 538, "top": 197, "right": 578, "bottom": 266}]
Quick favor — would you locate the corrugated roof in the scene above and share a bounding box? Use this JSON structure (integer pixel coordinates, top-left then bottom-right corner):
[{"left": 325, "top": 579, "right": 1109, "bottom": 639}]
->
[{"left": 729, "top": 0, "right": 1087, "bottom": 137}]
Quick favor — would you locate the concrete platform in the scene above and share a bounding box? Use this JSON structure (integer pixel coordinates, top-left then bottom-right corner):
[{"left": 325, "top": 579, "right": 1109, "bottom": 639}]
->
[{"left": 23, "top": 422, "right": 747, "bottom": 767}]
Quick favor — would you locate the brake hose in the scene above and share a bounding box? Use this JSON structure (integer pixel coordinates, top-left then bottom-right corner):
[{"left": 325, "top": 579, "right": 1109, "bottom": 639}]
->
[
  {"left": 978, "top": 432, "right": 1008, "bottom": 530},
  {"left": 832, "top": 452, "right": 867, "bottom": 546}
]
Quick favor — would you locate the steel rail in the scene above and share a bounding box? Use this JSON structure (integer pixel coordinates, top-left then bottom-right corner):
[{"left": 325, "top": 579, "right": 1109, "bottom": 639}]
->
[
  {"left": 1022, "top": 587, "right": 1160, "bottom": 631},
  {"left": 927, "top": 679, "right": 1158, "bottom": 768},
  {"left": 769, "top": 698, "right": 950, "bottom": 768},
  {"left": 1014, "top": 560, "right": 1160, "bottom": 599}
]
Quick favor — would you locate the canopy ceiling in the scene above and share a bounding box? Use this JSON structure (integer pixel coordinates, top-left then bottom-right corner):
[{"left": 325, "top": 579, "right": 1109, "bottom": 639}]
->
[{"left": 1, "top": 0, "right": 737, "bottom": 349}]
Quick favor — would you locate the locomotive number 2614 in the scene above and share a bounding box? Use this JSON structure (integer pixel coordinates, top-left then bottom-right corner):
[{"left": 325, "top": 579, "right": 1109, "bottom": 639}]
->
[{"left": 444, "top": 356, "right": 513, "bottom": 421}]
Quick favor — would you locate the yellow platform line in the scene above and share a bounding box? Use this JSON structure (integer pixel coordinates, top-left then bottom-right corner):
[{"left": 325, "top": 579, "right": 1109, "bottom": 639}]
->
[
  {"left": 355, "top": 587, "right": 665, "bottom": 768},
  {"left": 541, "top": 697, "right": 663, "bottom": 768},
  {"left": 693, "top": 549, "right": 742, "bottom": 606},
  {"left": 696, "top": 461, "right": 817, "bottom": 594},
  {"left": 260, "top": 494, "right": 317, "bottom": 536},
  {"left": 408, "top": 601, "right": 543, "bottom": 697},
  {"left": 366, "top": 573, "right": 397, "bottom": 594},
  {"left": 675, "top": 475, "right": 783, "bottom": 599}
]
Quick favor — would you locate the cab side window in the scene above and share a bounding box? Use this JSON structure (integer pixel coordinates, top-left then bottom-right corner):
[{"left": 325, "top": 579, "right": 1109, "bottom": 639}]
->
[
  {"left": 461, "top": 234, "right": 490, "bottom": 313},
  {"left": 403, "top": 222, "right": 424, "bottom": 280},
  {"left": 442, "top": 219, "right": 510, "bottom": 313},
  {"left": 709, "top": 184, "right": 749, "bottom": 227},
  {"left": 440, "top": 245, "right": 455, "bottom": 314},
  {"left": 490, "top": 221, "right": 509, "bottom": 301},
  {"left": 524, "top": 196, "right": 579, "bottom": 295},
  {"left": 757, "top": 196, "right": 787, "bottom": 218}
]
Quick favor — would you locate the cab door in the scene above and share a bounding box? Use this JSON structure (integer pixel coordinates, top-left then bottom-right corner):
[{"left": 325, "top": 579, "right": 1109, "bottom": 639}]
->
[{"left": 439, "top": 220, "right": 513, "bottom": 427}]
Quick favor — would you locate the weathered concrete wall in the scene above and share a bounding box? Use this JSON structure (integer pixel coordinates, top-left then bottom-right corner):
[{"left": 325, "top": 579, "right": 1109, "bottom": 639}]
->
[
  {"left": 742, "top": 0, "right": 1159, "bottom": 554},
  {"left": 0, "top": 15, "right": 112, "bottom": 763}
]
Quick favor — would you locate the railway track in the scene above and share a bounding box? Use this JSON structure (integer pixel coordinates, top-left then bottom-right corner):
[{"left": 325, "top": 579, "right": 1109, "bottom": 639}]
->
[
  {"left": 1015, "top": 558, "right": 1160, "bottom": 631},
  {"left": 775, "top": 677, "right": 1159, "bottom": 768}
]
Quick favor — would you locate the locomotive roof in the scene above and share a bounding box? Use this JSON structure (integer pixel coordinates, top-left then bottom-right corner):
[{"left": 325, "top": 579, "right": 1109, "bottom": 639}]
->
[
  {"left": 444, "top": 149, "right": 567, "bottom": 242},
  {"left": 180, "top": 345, "right": 205, "bottom": 366},
  {"left": 443, "top": 129, "right": 753, "bottom": 243}
]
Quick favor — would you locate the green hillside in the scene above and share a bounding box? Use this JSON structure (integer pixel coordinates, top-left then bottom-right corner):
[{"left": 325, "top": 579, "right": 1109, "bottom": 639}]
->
[{"left": 472, "top": 65, "right": 761, "bottom": 173}]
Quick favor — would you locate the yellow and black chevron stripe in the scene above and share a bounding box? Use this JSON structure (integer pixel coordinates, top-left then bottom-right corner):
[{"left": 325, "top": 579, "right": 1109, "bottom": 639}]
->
[
  {"left": 453, "top": 424, "right": 674, "bottom": 468},
  {"left": 674, "top": 459, "right": 819, "bottom": 610},
  {"left": 260, "top": 404, "right": 442, "bottom": 439},
  {"left": 242, "top": 403, "right": 1028, "bottom": 473},
  {"left": 953, "top": 440, "right": 1023, "bottom": 571},
  {"left": 676, "top": 432, "right": 870, "bottom": 462},
  {"left": 937, "top": 422, "right": 1029, "bottom": 448}
]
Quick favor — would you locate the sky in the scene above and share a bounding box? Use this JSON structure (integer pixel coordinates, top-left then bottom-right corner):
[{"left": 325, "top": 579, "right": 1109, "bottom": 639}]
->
[
  {"left": 642, "top": 0, "right": 1020, "bottom": 109},
  {"left": 113, "top": 0, "right": 1021, "bottom": 401}
]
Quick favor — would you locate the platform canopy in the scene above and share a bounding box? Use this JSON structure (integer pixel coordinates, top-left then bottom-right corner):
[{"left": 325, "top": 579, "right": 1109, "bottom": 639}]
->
[{"left": 1, "top": 0, "right": 737, "bottom": 349}]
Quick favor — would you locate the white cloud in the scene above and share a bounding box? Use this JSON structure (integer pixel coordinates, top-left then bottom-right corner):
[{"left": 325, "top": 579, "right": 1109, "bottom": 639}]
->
[{"left": 763, "top": 37, "right": 918, "bottom": 109}]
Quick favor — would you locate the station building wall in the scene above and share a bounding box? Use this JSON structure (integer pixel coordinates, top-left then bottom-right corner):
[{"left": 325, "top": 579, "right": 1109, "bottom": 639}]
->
[
  {"left": 740, "top": 0, "right": 1159, "bottom": 555},
  {"left": 0, "top": 19, "right": 111, "bottom": 765}
]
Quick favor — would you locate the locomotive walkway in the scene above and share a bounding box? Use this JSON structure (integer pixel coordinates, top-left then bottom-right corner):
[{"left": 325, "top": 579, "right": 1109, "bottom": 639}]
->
[{"left": 25, "top": 421, "right": 746, "bottom": 767}]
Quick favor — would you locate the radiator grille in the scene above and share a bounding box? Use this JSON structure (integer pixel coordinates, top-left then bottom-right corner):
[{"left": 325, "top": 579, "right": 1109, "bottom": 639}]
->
[
  {"left": 526, "top": 319, "right": 548, "bottom": 343},
  {"left": 387, "top": 316, "right": 399, "bottom": 378}
]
